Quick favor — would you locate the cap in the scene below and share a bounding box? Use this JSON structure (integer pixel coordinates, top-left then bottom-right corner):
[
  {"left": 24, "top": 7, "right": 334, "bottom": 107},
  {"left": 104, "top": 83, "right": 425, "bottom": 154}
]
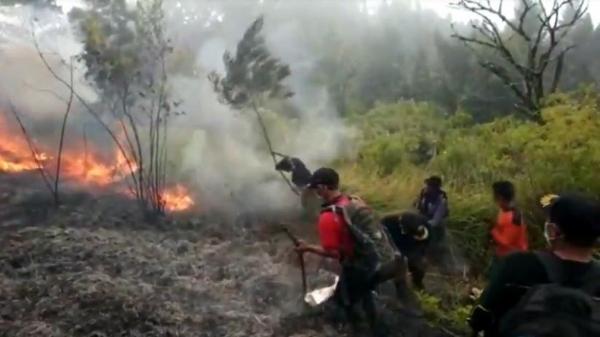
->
[
  {"left": 425, "top": 176, "right": 442, "bottom": 188},
  {"left": 308, "top": 167, "right": 339, "bottom": 189},
  {"left": 542, "top": 193, "right": 600, "bottom": 247}
]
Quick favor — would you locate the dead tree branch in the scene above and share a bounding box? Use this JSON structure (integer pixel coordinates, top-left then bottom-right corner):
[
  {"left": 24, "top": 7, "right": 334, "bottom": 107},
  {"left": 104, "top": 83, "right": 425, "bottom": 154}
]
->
[{"left": 452, "top": 0, "right": 588, "bottom": 120}]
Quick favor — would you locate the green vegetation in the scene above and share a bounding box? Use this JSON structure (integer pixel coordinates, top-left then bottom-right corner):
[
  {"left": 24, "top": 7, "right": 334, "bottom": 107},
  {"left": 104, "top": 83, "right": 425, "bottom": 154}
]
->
[
  {"left": 339, "top": 87, "right": 600, "bottom": 270},
  {"left": 418, "top": 291, "right": 473, "bottom": 335}
]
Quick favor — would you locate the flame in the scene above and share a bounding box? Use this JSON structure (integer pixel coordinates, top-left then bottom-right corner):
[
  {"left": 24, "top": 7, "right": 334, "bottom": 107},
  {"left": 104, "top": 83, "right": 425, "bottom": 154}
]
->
[
  {"left": 0, "top": 114, "right": 194, "bottom": 212},
  {"left": 161, "top": 185, "right": 194, "bottom": 212},
  {"left": 61, "top": 149, "right": 136, "bottom": 187},
  {"left": 0, "top": 128, "right": 49, "bottom": 173}
]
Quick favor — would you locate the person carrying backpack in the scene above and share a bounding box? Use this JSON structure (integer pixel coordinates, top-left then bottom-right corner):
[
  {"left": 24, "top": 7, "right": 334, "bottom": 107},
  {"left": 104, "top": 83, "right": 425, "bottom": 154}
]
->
[
  {"left": 294, "top": 167, "right": 399, "bottom": 336},
  {"left": 380, "top": 211, "right": 430, "bottom": 290},
  {"left": 469, "top": 193, "right": 600, "bottom": 337}
]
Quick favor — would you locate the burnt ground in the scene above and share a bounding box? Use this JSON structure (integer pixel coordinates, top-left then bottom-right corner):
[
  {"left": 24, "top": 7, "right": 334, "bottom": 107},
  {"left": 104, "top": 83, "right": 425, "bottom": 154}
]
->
[{"left": 0, "top": 173, "right": 456, "bottom": 337}]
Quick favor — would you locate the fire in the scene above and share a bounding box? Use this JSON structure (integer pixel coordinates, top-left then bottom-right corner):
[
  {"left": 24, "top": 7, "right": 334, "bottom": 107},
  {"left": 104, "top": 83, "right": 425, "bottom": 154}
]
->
[
  {"left": 0, "top": 118, "right": 49, "bottom": 173},
  {"left": 161, "top": 185, "right": 194, "bottom": 212},
  {"left": 0, "top": 114, "right": 194, "bottom": 212},
  {"left": 61, "top": 149, "right": 135, "bottom": 187}
]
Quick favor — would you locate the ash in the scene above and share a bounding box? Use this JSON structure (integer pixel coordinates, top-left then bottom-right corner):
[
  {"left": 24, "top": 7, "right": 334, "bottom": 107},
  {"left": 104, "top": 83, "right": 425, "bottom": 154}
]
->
[{"left": 0, "top": 174, "right": 450, "bottom": 337}]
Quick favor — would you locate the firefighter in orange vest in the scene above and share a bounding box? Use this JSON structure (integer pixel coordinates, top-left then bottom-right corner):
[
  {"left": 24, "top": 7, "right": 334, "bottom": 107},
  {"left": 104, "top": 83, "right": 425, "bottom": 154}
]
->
[{"left": 489, "top": 181, "right": 529, "bottom": 276}]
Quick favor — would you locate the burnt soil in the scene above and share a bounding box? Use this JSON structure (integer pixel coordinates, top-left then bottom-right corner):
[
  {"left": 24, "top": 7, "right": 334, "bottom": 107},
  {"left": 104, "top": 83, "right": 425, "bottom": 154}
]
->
[{"left": 0, "top": 173, "right": 455, "bottom": 337}]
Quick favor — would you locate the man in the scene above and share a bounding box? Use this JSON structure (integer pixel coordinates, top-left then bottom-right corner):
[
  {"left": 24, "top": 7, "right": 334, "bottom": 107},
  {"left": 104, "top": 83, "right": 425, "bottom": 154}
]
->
[
  {"left": 415, "top": 176, "right": 448, "bottom": 233},
  {"left": 469, "top": 194, "right": 600, "bottom": 337},
  {"left": 295, "top": 167, "right": 393, "bottom": 336},
  {"left": 275, "top": 156, "right": 312, "bottom": 189},
  {"left": 380, "top": 212, "right": 430, "bottom": 290},
  {"left": 275, "top": 155, "right": 320, "bottom": 213},
  {"left": 415, "top": 176, "right": 450, "bottom": 270},
  {"left": 489, "top": 181, "right": 528, "bottom": 277}
]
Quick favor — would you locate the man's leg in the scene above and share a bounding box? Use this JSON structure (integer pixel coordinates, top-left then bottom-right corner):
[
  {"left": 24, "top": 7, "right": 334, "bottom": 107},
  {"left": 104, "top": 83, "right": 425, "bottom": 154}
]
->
[
  {"left": 362, "top": 290, "right": 389, "bottom": 337},
  {"left": 331, "top": 266, "right": 363, "bottom": 332},
  {"left": 407, "top": 255, "right": 426, "bottom": 291}
]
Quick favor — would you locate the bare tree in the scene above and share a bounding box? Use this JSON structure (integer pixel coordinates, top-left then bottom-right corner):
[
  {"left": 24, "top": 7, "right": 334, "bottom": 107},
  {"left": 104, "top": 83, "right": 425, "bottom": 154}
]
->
[
  {"left": 6, "top": 57, "right": 74, "bottom": 207},
  {"left": 452, "top": 0, "right": 587, "bottom": 120}
]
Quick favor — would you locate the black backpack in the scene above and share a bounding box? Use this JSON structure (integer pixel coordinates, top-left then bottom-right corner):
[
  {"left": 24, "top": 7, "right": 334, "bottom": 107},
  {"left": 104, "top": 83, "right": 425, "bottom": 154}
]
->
[{"left": 498, "top": 252, "right": 600, "bottom": 337}]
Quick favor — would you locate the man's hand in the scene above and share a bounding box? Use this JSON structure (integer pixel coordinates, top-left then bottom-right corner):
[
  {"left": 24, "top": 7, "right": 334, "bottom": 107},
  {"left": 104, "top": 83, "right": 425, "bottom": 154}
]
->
[{"left": 294, "top": 239, "right": 310, "bottom": 253}]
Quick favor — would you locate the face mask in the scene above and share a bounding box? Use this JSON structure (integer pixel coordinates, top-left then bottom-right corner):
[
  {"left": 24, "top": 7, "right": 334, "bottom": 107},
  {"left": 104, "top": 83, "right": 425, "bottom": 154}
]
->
[
  {"left": 543, "top": 223, "right": 552, "bottom": 245},
  {"left": 544, "top": 222, "right": 560, "bottom": 246}
]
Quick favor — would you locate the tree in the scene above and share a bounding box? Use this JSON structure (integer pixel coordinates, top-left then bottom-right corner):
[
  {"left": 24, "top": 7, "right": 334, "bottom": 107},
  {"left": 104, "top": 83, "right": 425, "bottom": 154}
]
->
[
  {"left": 70, "top": 0, "right": 181, "bottom": 215},
  {"left": 452, "top": 0, "right": 588, "bottom": 120},
  {"left": 209, "top": 16, "right": 297, "bottom": 194}
]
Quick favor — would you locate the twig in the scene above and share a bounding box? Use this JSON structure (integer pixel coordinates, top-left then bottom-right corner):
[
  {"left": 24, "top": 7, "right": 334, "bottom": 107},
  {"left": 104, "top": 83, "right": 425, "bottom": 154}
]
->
[
  {"left": 281, "top": 226, "right": 308, "bottom": 294},
  {"left": 7, "top": 102, "right": 55, "bottom": 195},
  {"left": 82, "top": 126, "right": 88, "bottom": 178},
  {"left": 251, "top": 101, "right": 299, "bottom": 196},
  {"left": 54, "top": 58, "right": 75, "bottom": 206}
]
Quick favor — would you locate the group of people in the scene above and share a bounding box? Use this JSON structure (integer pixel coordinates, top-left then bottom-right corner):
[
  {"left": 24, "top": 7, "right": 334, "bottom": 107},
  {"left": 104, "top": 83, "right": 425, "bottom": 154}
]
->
[{"left": 275, "top": 157, "right": 600, "bottom": 337}]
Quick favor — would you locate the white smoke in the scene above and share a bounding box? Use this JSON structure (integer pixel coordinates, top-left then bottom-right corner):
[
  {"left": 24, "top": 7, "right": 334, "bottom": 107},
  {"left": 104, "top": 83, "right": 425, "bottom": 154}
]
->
[{"left": 0, "top": 1, "right": 354, "bottom": 214}]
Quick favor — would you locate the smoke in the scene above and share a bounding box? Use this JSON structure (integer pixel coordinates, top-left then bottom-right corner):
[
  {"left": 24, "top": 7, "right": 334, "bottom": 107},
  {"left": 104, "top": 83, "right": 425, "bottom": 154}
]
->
[{"left": 0, "top": 1, "right": 354, "bottom": 214}]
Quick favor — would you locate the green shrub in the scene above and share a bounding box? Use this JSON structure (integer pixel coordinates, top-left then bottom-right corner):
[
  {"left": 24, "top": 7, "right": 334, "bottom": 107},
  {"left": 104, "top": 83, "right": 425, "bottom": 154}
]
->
[{"left": 339, "top": 89, "right": 600, "bottom": 271}]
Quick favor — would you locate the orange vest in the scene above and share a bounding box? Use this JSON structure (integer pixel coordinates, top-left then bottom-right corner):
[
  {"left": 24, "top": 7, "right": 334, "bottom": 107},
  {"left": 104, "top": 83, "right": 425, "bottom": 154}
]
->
[{"left": 491, "top": 209, "right": 528, "bottom": 257}]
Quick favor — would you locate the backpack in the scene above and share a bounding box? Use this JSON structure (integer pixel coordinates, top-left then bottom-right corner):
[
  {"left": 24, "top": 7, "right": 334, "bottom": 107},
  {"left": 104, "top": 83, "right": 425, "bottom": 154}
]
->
[
  {"left": 498, "top": 252, "right": 600, "bottom": 337},
  {"left": 323, "top": 195, "right": 395, "bottom": 272}
]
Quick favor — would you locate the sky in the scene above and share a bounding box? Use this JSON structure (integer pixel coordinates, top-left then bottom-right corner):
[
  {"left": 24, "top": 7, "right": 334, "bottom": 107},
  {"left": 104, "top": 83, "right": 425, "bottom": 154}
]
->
[
  {"left": 3, "top": 1, "right": 600, "bottom": 26},
  {"left": 366, "top": 0, "right": 600, "bottom": 25}
]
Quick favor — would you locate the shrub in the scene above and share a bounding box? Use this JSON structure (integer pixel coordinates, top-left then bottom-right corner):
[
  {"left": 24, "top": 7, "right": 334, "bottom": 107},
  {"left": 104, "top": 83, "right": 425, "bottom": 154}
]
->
[{"left": 339, "top": 88, "right": 600, "bottom": 271}]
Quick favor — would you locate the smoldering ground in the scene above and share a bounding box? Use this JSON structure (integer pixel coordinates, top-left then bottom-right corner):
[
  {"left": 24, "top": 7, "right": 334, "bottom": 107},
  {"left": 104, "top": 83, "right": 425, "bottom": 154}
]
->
[{"left": 0, "top": 2, "right": 463, "bottom": 337}]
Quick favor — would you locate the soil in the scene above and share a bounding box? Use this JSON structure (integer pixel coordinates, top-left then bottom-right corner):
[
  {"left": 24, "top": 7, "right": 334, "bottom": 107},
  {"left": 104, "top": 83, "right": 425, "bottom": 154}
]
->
[{"left": 0, "top": 173, "right": 455, "bottom": 337}]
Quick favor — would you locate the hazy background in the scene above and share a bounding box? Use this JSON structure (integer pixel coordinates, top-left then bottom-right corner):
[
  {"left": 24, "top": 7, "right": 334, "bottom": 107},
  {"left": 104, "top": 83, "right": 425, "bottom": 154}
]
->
[{"left": 1, "top": 0, "right": 600, "bottom": 214}]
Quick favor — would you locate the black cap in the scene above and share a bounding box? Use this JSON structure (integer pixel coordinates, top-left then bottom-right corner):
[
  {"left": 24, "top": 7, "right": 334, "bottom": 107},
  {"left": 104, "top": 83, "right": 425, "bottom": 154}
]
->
[
  {"left": 308, "top": 167, "right": 339, "bottom": 189},
  {"left": 542, "top": 193, "right": 600, "bottom": 247},
  {"left": 425, "top": 176, "right": 442, "bottom": 188}
]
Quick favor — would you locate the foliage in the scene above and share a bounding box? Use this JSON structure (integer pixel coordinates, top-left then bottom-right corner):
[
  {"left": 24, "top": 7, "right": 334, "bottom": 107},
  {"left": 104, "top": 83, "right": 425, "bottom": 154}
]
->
[
  {"left": 208, "top": 16, "right": 293, "bottom": 109},
  {"left": 417, "top": 291, "right": 473, "bottom": 335},
  {"left": 209, "top": 16, "right": 298, "bottom": 194},
  {"left": 339, "top": 88, "right": 600, "bottom": 269}
]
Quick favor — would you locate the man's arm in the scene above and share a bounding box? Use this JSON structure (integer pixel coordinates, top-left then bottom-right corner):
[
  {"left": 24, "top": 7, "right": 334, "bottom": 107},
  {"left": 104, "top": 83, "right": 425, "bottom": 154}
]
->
[
  {"left": 296, "top": 241, "right": 339, "bottom": 259},
  {"left": 295, "top": 211, "right": 343, "bottom": 260}
]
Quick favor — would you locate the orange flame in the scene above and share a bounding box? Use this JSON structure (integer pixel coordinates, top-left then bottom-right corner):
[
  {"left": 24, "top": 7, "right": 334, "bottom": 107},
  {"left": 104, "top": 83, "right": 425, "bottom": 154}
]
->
[
  {"left": 0, "top": 114, "right": 194, "bottom": 212},
  {"left": 161, "top": 185, "right": 194, "bottom": 212},
  {"left": 60, "top": 149, "right": 136, "bottom": 187},
  {"left": 0, "top": 116, "right": 49, "bottom": 173}
]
